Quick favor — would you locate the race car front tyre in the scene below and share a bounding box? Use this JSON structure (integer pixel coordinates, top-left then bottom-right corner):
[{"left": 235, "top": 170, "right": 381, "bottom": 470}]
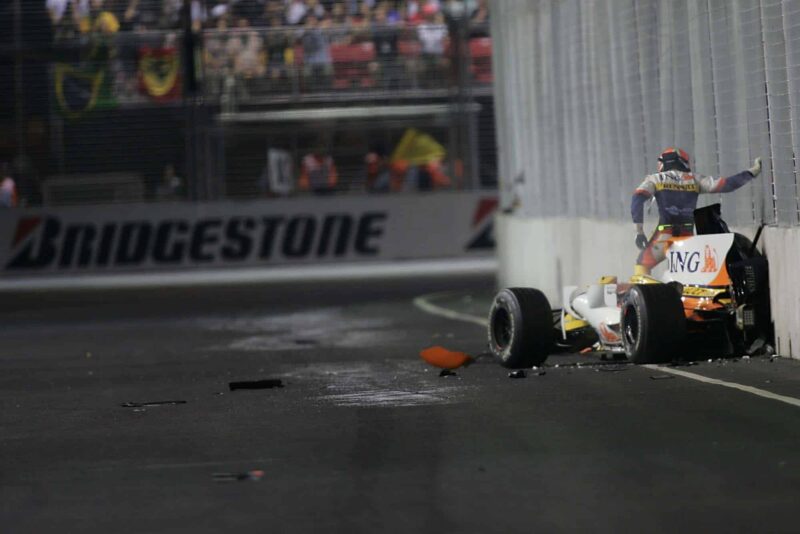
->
[
  {"left": 621, "top": 284, "right": 686, "bottom": 364},
  {"left": 488, "top": 288, "right": 552, "bottom": 368}
]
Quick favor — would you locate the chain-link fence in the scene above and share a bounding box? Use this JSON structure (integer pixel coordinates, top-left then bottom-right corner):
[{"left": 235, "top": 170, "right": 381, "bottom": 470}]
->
[
  {"left": 493, "top": 0, "right": 800, "bottom": 228},
  {"left": 1, "top": 1, "right": 496, "bottom": 207}
]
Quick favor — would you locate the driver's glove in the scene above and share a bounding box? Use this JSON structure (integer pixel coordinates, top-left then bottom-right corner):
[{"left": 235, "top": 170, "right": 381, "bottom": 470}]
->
[
  {"left": 635, "top": 233, "right": 648, "bottom": 250},
  {"left": 748, "top": 156, "right": 762, "bottom": 177}
]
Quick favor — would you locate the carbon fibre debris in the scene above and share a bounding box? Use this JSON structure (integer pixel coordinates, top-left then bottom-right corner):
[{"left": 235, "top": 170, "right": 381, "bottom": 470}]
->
[
  {"left": 120, "top": 400, "right": 187, "bottom": 408},
  {"left": 212, "top": 470, "right": 265, "bottom": 482},
  {"left": 229, "top": 379, "right": 284, "bottom": 391}
]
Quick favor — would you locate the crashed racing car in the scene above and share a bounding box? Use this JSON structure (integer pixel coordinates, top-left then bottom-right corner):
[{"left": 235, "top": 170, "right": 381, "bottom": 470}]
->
[{"left": 488, "top": 205, "right": 772, "bottom": 367}]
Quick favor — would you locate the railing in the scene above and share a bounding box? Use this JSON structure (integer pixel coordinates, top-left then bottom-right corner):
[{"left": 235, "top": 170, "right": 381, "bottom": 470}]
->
[{"left": 45, "top": 24, "right": 493, "bottom": 111}]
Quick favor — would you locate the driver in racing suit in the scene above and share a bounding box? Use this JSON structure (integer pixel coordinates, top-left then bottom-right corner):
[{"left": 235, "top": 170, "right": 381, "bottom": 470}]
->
[{"left": 631, "top": 148, "right": 762, "bottom": 275}]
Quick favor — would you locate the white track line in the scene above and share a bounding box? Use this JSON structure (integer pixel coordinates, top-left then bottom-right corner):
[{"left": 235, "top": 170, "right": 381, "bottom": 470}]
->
[
  {"left": 642, "top": 364, "right": 800, "bottom": 409},
  {"left": 415, "top": 291, "right": 800, "bottom": 410},
  {"left": 0, "top": 258, "right": 497, "bottom": 292},
  {"left": 412, "top": 292, "right": 489, "bottom": 327}
]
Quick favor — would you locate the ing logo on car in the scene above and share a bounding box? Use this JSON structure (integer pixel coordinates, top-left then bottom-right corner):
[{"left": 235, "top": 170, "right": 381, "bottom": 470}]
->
[
  {"left": 668, "top": 245, "right": 719, "bottom": 274},
  {"left": 701, "top": 245, "right": 718, "bottom": 273}
]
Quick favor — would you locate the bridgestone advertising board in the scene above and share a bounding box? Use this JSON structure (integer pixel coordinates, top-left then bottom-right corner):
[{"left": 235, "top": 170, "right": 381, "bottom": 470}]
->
[{"left": 0, "top": 192, "right": 496, "bottom": 277}]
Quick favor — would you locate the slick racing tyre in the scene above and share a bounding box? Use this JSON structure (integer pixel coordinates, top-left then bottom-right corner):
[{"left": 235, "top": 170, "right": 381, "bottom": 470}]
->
[
  {"left": 488, "top": 288, "right": 552, "bottom": 368},
  {"left": 621, "top": 284, "right": 686, "bottom": 364}
]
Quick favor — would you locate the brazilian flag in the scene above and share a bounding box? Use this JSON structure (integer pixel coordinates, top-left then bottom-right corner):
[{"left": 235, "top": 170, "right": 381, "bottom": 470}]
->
[{"left": 54, "top": 40, "right": 117, "bottom": 119}]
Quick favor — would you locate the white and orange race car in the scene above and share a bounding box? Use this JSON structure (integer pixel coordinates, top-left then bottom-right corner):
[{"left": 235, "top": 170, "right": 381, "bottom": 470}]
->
[{"left": 488, "top": 205, "right": 772, "bottom": 367}]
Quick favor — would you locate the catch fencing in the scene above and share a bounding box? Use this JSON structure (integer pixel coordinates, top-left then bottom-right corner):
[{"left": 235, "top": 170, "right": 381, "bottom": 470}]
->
[
  {"left": 492, "top": 0, "right": 800, "bottom": 228},
  {"left": 1, "top": 2, "right": 496, "bottom": 207}
]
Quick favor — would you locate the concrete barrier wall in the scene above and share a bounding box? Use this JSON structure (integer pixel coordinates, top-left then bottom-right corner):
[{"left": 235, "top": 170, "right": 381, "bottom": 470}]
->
[
  {"left": 497, "top": 213, "right": 800, "bottom": 359},
  {"left": 762, "top": 226, "right": 800, "bottom": 359}
]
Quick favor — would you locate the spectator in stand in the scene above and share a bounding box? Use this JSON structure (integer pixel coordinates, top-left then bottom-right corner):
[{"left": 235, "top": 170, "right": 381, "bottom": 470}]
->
[
  {"left": 469, "top": 0, "right": 489, "bottom": 37},
  {"left": 372, "top": 5, "right": 400, "bottom": 88},
  {"left": 47, "top": 0, "right": 76, "bottom": 39},
  {"left": 122, "top": 0, "right": 162, "bottom": 32},
  {"left": 264, "top": 12, "right": 290, "bottom": 89},
  {"left": 155, "top": 164, "right": 186, "bottom": 200},
  {"left": 0, "top": 166, "right": 19, "bottom": 208},
  {"left": 381, "top": 1, "right": 403, "bottom": 24},
  {"left": 286, "top": 0, "right": 308, "bottom": 25},
  {"left": 343, "top": 0, "right": 372, "bottom": 16},
  {"left": 69, "top": 0, "right": 92, "bottom": 34},
  {"left": 365, "top": 146, "right": 391, "bottom": 193},
  {"left": 299, "top": 14, "right": 333, "bottom": 89},
  {"left": 328, "top": 2, "right": 351, "bottom": 44},
  {"left": 47, "top": 0, "right": 71, "bottom": 26},
  {"left": 306, "top": 0, "right": 327, "bottom": 20},
  {"left": 204, "top": 15, "right": 232, "bottom": 94},
  {"left": 348, "top": 2, "right": 373, "bottom": 44},
  {"left": 207, "top": 1, "right": 231, "bottom": 26},
  {"left": 403, "top": 0, "right": 422, "bottom": 24},
  {"left": 93, "top": 5, "right": 120, "bottom": 34},
  {"left": 298, "top": 150, "right": 339, "bottom": 194},
  {"left": 160, "top": 0, "right": 183, "bottom": 29},
  {"left": 233, "top": 0, "right": 265, "bottom": 24},
  {"left": 416, "top": 4, "right": 448, "bottom": 86},
  {"left": 234, "top": 31, "right": 267, "bottom": 92}
]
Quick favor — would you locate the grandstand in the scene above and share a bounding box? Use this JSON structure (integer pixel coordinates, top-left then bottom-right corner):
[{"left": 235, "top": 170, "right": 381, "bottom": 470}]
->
[{"left": 2, "top": 0, "right": 496, "bottom": 205}]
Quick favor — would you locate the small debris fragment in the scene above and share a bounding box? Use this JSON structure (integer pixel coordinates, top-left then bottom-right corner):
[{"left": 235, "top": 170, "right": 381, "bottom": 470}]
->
[
  {"left": 746, "top": 338, "right": 766, "bottom": 356},
  {"left": 508, "top": 370, "right": 527, "bottom": 379},
  {"left": 439, "top": 369, "right": 457, "bottom": 378},
  {"left": 649, "top": 374, "right": 675, "bottom": 380},
  {"left": 120, "top": 400, "right": 187, "bottom": 408},
  {"left": 596, "top": 365, "right": 628, "bottom": 373},
  {"left": 212, "top": 470, "right": 264, "bottom": 483},
  {"left": 229, "top": 379, "right": 284, "bottom": 391},
  {"left": 532, "top": 370, "right": 546, "bottom": 376},
  {"left": 669, "top": 361, "right": 698, "bottom": 367}
]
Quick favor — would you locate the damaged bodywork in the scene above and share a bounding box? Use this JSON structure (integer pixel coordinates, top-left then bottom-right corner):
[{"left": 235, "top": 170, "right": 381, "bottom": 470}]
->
[{"left": 488, "top": 205, "right": 772, "bottom": 367}]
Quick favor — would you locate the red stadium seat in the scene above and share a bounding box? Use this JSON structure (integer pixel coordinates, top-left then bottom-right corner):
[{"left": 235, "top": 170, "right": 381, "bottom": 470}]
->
[
  {"left": 330, "top": 42, "right": 377, "bottom": 89},
  {"left": 469, "top": 37, "right": 492, "bottom": 83},
  {"left": 398, "top": 40, "right": 421, "bottom": 57}
]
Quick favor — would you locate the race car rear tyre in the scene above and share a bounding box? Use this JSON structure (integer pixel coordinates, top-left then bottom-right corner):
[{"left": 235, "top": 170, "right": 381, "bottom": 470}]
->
[
  {"left": 621, "top": 284, "right": 686, "bottom": 364},
  {"left": 488, "top": 288, "right": 553, "bottom": 368}
]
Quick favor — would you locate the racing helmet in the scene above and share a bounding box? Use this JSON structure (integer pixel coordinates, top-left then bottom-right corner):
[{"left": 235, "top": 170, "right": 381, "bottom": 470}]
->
[{"left": 657, "top": 147, "right": 691, "bottom": 172}]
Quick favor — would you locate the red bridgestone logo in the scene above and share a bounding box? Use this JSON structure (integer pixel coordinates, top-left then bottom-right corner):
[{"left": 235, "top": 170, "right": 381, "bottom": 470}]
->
[{"left": 12, "top": 217, "right": 41, "bottom": 247}]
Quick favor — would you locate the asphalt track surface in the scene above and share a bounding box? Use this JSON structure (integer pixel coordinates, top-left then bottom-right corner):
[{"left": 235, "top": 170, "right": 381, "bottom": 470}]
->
[{"left": 3, "top": 274, "right": 800, "bottom": 533}]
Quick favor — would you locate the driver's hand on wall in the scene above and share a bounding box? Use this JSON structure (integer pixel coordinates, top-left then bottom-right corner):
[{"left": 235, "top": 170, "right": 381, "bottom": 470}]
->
[
  {"left": 635, "top": 233, "right": 648, "bottom": 250},
  {"left": 749, "top": 157, "right": 762, "bottom": 177}
]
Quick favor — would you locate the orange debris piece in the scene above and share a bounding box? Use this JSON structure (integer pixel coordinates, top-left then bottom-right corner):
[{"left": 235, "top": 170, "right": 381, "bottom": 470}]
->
[{"left": 420, "top": 346, "right": 474, "bottom": 369}]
